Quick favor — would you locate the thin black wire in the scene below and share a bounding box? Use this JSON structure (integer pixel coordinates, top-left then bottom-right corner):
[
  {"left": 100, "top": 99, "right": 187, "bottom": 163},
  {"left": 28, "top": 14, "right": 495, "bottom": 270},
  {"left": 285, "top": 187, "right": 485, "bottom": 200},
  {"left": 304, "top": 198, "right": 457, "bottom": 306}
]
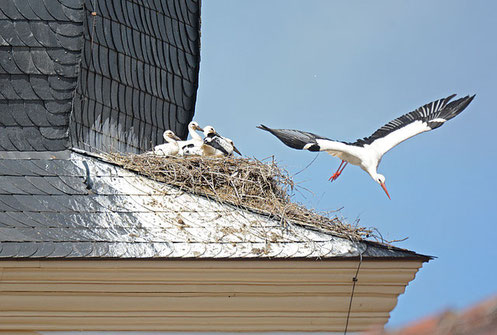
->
[
  {"left": 292, "top": 152, "right": 320, "bottom": 177},
  {"left": 344, "top": 248, "right": 365, "bottom": 334}
]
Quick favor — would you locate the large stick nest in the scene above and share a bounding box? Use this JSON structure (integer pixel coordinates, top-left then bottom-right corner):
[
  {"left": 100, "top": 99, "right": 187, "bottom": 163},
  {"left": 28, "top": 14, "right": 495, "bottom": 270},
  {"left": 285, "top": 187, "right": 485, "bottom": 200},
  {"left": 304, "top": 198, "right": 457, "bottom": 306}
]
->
[{"left": 104, "top": 153, "right": 372, "bottom": 241}]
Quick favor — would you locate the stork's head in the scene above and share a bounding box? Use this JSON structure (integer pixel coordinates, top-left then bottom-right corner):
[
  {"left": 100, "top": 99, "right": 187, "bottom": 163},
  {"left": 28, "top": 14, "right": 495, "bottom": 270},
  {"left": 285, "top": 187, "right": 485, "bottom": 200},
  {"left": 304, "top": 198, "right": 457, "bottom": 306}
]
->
[
  {"left": 189, "top": 121, "right": 203, "bottom": 132},
  {"left": 163, "top": 130, "right": 181, "bottom": 141},
  {"left": 375, "top": 174, "right": 390, "bottom": 200},
  {"left": 203, "top": 125, "right": 217, "bottom": 137}
]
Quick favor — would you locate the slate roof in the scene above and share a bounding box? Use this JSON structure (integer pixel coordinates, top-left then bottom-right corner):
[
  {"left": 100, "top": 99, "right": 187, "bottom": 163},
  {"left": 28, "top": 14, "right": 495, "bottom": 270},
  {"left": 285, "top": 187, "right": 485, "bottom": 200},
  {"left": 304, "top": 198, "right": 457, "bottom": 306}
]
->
[
  {"left": 0, "top": 1, "right": 429, "bottom": 261},
  {"left": 0, "top": 150, "right": 429, "bottom": 259},
  {"left": 0, "top": 0, "right": 200, "bottom": 153},
  {"left": 0, "top": 0, "right": 82, "bottom": 151}
]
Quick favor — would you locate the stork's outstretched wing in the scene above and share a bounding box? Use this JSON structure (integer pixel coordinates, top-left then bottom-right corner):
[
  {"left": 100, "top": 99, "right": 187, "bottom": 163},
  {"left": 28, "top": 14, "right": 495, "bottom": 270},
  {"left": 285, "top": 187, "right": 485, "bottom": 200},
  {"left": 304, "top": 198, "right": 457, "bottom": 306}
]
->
[
  {"left": 352, "top": 94, "right": 475, "bottom": 157},
  {"left": 257, "top": 124, "right": 361, "bottom": 158},
  {"left": 257, "top": 125, "right": 328, "bottom": 151}
]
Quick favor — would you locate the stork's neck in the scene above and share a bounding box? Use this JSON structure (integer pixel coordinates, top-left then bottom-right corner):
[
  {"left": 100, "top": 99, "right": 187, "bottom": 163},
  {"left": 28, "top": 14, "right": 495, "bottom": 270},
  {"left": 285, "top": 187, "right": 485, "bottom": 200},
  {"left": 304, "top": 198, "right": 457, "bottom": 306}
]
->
[
  {"left": 189, "top": 125, "right": 202, "bottom": 141},
  {"left": 365, "top": 167, "right": 380, "bottom": 183},
  {"left": 164, "top": 137, "right": 178, "bottom": 144}
]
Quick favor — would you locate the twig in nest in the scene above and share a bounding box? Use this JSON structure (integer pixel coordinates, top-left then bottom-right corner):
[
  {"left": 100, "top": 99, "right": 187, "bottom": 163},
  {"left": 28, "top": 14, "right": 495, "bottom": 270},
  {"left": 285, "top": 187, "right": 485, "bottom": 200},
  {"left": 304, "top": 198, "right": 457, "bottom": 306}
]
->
[{"left": 103, "top": 153, "right": 373, "bottom": 241}]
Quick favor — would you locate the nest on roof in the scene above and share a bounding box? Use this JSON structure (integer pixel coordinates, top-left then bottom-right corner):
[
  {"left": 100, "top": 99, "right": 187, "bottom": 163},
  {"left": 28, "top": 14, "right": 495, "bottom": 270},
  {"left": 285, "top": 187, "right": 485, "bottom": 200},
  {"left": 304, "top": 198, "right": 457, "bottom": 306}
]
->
[{"left": 104, "top": 153, "right": 372, "bottom": 240}]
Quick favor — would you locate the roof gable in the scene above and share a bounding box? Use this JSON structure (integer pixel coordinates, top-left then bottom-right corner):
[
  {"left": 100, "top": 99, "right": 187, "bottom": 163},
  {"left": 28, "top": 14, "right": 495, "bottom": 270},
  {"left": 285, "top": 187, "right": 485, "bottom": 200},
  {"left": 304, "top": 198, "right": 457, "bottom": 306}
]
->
[{"left": 0, "top": 151, "right": 429, "bottom": 260}]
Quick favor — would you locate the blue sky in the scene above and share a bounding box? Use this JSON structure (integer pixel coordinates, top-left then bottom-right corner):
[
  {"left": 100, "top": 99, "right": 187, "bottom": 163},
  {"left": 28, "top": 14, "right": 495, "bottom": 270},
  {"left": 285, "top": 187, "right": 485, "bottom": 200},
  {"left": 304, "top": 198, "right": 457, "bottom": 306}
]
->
[{"left": 194, "top": 0, "right": 497, "bottom": 329}]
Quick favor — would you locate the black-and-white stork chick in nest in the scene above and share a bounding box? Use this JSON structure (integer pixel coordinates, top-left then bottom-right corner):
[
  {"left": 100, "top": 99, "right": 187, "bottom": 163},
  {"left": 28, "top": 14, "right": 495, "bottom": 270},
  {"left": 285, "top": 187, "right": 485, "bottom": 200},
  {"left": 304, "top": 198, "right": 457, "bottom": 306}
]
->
[
  {"left": 202, "top": 126, "right": 242, "bottom": 157},
  {"left": 150, "top": 130, "right": 182, "bottom": 156},
  {"left": 258, "top": 94, "right": 475, "bottom": 199},
  {"left": 178, "top": 121, "right": 204, "bottom": 156}
]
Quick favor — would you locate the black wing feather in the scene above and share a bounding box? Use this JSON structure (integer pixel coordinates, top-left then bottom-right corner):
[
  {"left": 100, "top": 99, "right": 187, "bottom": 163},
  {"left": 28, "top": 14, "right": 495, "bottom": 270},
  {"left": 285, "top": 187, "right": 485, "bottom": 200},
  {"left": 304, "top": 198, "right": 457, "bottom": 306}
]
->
[
  {"left": 351, "top": 94, "right": 475, "bottom": 147},
  {"left": 429, "top": 94, "right": 475, "bottom": 129},
  {"left": 257, "top": 124, "right": 331, "bottom": 151},
  {"left": 204, "top": 136, "right": 230, "bottom": 156}
]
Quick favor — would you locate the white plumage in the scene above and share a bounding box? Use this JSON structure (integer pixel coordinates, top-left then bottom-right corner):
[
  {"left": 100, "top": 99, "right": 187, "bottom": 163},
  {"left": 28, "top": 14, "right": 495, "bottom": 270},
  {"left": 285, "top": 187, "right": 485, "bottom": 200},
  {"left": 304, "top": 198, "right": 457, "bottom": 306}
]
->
[
  {"left": 151, "top": 130, "right": 181, "bottom": 156},
  {"left": 178, "top": 121, "right": 204, "bottom": 156},
  {"left": 202, "top": 126, "right": 242, "bottom": 157},
  {"left": 258, "top": 94, "right": 475, "bottom": 199},
  {"left": 146, "top": 121, "right": 242, "bottom": 159}
]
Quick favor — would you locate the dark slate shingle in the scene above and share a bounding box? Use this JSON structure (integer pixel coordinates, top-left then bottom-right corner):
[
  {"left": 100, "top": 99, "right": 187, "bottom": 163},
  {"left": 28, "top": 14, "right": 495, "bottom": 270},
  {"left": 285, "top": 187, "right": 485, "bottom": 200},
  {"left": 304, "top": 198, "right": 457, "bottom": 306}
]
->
[
  {"left": 1, "top": 0, "right": 200, "bottom": 153},
  {"left": 69, "top": 0, "right": 200, "bottom": 153},
  {"left": 0, "top": 151, "right": 432, "bottom": 261},
  {"left": 0, "top": 0, "right": 83, "bottom": 152}
]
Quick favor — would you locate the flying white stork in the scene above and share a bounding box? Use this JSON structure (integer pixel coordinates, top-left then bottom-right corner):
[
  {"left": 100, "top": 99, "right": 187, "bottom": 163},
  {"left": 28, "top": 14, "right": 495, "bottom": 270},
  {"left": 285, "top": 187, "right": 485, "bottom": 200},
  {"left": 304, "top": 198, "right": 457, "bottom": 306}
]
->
[
  {"left": 257, "top": 94, "right": 475, "bottom": 199},
  {"left": 150, "top": 130, "right": 181, "bottom": 156},
  {"left": 202, "top": 126, "right": 242, "bottom": 157}
]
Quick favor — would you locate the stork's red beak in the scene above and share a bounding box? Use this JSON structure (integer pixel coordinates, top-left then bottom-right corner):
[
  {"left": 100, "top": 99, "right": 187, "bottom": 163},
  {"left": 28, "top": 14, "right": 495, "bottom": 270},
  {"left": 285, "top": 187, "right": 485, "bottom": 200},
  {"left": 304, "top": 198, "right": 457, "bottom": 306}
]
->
[{"left": 380, "top": 182, "right": 391, "bottom": 200}]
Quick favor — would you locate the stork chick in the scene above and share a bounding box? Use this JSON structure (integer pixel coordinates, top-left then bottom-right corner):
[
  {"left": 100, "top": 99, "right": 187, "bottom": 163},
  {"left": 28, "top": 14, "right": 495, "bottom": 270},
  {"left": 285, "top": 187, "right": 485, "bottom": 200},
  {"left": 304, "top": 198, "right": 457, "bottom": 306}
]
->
[
  {"left": 202, "top": 126, "right": 242, "bottom": 157},
  {"left": 151, "top": 130, "right": 182, "bottom": 156},
  {"left": 178, "top": 121, "right": 204, "bottom": 156}
]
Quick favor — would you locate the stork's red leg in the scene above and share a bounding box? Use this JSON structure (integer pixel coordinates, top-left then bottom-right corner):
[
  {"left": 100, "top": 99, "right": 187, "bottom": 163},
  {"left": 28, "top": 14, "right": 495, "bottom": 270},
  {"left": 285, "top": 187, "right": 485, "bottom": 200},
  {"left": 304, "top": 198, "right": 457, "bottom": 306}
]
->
[
  {"left": 329, "top": 161, "right": 344, "bottom": 181},
  {"left": 337, "top": 161, "right": 348, "bottom": 176},
  {"left": 329, "top": 161, "right": 348, "bottom": 182},
  {"left": 329, "top": 160, "right": 348, "bottom": 182}
]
